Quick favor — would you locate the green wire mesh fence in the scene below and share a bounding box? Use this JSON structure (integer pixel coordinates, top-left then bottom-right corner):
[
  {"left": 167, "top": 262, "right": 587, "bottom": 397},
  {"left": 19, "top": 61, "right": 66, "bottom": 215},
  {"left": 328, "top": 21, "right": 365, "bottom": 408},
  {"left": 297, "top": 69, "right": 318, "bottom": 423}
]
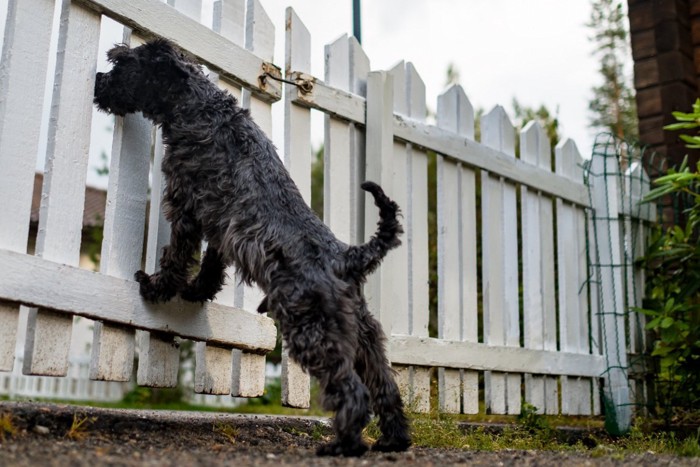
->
[{"left": 584, "top": 133, "right": 666, "bottom": 434}]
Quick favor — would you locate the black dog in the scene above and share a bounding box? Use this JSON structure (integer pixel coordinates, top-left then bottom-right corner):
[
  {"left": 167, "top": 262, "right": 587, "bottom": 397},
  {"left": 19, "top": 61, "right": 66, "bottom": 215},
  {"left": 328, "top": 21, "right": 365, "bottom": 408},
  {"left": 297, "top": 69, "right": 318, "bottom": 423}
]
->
[{"left": 94, "top": 39, "right": 410, "bottom": 457}]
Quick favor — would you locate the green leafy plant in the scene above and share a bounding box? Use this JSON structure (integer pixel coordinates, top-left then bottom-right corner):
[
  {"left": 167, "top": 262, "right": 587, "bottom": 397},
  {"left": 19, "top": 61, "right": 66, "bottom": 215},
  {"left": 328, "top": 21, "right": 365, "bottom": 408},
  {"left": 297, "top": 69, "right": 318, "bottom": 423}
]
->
[{"left": 638, "top": 98, "right": 700, "bottom": 417}]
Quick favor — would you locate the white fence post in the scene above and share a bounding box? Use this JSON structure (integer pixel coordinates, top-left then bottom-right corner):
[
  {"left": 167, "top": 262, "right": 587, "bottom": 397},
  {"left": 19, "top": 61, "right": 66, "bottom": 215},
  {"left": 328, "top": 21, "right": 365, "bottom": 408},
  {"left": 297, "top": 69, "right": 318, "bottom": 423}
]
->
[
  {"left": 90, "top": 24, "right": 151, "bottom": 382},
  {"left": 589, "top": 138, "right": 631, "bottom": 434},
  {"left": 436, "top": 84, "right": 478, "bottom": 414},
  {"left": 24, "top": 0, "right": 101, "bottom": 377},
  {"left": 520, "top": 121, "right": 558, "bottom": 415},
  {"left": 229, "top": 0, "right": 275, "bottom": 398},
  {"left": 556, "top": 138, "right": 595, "bottom": 415},
  {"left": 281, "top": 6, "right": 312, "bottom": 408},
  {"left": 0, "top": 0, "right": 55, "bottom": 372},
  {"left": 481, "top": 105, "right": 521, "bottom": 415},
  {"left": 386, "top": 62, "right": 430, "bottom": 413}
]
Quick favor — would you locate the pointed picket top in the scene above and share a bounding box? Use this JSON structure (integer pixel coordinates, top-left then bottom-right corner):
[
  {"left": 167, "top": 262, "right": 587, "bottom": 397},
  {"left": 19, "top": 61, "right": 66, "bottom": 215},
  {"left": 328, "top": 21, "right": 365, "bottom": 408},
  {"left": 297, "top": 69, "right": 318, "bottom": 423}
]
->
[
  {"left": 555, "top": 138, "right": 584, "bottom": 183},
  {"left": 436, "top": 84, "right": 474, "bottom": 139},
  {"left": 389, "top": 61, "right": 407, "bottom": 115},
  {"left": 325, "top": 34, "right": 350, "bottom": 91},
  {"left": 348, "top": 36, "right": 370, "bottom": 96},
  {"left": 245, "top": 0, "right": 274, "bottom": 61},
  {"left": 213, "top": 0, "right": 244, "bottom": 45},
  {"left": 406, "top": 63, "right": 426, "bottom": 121},
  {"left": 520, "top": 120, "right": 551, "bottom": 170},
  {"left": 481, "top": 105, "right": 515, "bottom": 158},
  {"left": 625, "top": 161, "right": 655, "bottom": 222},
  {"left": 285, "top": 7, "right": 310, "bottom": 75}
]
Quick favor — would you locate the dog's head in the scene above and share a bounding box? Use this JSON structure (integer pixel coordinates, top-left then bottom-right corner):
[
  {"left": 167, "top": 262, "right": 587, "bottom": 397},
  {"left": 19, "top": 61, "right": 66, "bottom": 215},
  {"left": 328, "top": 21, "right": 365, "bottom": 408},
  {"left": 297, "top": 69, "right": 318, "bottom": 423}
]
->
[{"left": 94, "top": 39, "right": 198, "bottom": 118}]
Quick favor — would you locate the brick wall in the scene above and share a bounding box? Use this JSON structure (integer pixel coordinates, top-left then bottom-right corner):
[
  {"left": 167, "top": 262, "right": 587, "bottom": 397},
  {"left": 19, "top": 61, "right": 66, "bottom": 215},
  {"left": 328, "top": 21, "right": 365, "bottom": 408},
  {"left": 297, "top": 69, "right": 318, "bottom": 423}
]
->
[{"left": 628, "top": 0, "right": 699, "bottom": 168}]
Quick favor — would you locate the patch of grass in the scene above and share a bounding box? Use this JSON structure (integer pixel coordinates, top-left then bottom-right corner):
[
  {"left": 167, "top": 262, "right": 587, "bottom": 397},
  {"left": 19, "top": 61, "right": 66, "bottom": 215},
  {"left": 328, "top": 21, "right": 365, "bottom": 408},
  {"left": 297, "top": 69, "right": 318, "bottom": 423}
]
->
[
  {"left": 213, "top": 422, "right": 238, "bottom": 445},
  {"left": 65, "top": 413, "right": 96, "bottom": 441},
  {"left": 0, "top": 413, "right": 17, "bottom": 442}
]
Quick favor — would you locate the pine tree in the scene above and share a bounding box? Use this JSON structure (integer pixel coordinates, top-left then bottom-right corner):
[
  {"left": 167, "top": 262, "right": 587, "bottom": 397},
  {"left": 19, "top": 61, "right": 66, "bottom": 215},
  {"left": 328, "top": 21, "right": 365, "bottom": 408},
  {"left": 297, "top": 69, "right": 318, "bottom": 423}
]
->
[{"left": 587, "top": 0, "right": 639, "bottom": 142}]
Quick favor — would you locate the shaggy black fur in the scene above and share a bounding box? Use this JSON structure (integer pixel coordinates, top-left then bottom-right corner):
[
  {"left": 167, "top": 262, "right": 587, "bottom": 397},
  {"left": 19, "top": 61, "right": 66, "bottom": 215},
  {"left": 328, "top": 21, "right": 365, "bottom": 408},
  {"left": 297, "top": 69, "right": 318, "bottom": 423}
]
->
[{"left": 94, "top": 39, "right": 411, "bottom": 457}]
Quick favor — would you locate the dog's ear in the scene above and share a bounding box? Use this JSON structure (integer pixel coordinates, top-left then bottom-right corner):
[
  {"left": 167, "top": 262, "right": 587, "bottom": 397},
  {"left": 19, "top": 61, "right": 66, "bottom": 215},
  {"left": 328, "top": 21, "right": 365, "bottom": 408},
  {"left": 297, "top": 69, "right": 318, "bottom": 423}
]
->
[
  {"left": 106, "top": 43, "right": 134, "bottom": 64},
  {"left": 146, "top": 39, "right": 191, "bottom": 80}
]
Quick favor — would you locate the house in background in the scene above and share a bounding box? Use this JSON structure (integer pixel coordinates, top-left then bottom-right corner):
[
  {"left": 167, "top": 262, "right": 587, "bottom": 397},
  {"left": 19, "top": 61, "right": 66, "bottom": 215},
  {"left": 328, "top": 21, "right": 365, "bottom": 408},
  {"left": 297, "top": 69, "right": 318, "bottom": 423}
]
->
[{"left": 628, "top": 0, "right": 700, "bottom": 167}]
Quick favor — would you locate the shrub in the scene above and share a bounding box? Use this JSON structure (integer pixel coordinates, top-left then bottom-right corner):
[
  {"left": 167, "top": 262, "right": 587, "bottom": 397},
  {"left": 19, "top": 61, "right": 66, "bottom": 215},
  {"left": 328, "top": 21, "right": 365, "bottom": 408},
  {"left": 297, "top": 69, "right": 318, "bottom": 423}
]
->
[{"left": 638, "top": 99, "right": 700, "bottom": 417}]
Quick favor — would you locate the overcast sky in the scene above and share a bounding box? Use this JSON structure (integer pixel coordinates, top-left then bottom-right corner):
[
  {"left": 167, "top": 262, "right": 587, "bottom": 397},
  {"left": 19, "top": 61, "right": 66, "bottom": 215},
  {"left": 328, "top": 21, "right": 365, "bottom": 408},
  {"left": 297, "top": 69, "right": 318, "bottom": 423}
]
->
[
  {"left": 257, "top": 0, "right": 609, "bottom": 159},
  {"left": 2, "top": 1, "right": 623, "bottom": 188}
]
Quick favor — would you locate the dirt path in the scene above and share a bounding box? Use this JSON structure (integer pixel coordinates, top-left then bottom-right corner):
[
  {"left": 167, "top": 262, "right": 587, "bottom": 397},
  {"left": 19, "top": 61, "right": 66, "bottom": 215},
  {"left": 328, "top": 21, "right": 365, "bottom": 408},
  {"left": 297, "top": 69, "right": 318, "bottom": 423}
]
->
[{"left": 0, "top": 402, "right": 696, "bottom": 466}]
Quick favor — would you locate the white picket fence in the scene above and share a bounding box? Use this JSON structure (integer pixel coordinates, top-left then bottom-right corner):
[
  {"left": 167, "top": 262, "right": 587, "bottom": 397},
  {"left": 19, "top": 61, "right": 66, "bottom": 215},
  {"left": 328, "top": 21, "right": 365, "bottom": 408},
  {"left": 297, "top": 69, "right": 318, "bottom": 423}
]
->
[{"left": 0, "top": 0, "right": 654, "bottom": 431}]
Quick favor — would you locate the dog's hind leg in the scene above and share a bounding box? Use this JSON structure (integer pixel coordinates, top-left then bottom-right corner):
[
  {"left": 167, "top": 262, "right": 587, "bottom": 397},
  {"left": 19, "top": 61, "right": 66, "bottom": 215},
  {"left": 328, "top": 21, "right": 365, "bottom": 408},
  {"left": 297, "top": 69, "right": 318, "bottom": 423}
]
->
[
  {"left": 279, "top": 294, "right": 371, "bottom": 457},
  {"left": 354, "top": 300, "right": 411, "bottom": 452},
  {"left": 180, "top": 245, "right": 226, "bottom": 302}
]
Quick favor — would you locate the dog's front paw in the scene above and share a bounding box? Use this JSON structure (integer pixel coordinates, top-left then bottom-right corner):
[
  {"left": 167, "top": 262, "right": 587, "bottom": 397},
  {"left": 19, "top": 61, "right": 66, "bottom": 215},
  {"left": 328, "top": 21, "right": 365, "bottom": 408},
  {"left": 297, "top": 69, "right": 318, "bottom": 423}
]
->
[
  {"left": 180, "top": 283, "right": 217, "bottom": 304},
  {"left": 134, "top": 270, "right": 176, "bottom": 303}
]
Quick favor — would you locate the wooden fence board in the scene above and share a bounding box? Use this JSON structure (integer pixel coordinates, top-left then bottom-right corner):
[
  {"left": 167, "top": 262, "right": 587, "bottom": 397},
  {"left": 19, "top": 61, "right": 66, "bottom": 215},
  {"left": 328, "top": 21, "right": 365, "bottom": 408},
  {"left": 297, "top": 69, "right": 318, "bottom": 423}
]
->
[
  {"left": 436, "top": 84, "right": 478, "bottom": 414},
  {"left": 520, "top": 121, "right": 558, "bottom": 415},
  {"left": 74, "top": 0, "right": 281, "bottom": 102},
  {"left": 481, "top": 106, "right": 521, "bottom": 415},
  {"left": 281, "top": 6, "right": 313, "bottom": 408},
  {"left": 0, "top": 250, "right": 277, "bottom": 351}
]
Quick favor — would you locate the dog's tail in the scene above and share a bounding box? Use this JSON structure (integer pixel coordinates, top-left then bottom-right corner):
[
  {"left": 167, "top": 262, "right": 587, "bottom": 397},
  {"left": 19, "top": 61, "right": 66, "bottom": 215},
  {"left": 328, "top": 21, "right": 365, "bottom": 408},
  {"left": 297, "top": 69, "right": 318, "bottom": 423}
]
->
[{"left": 344, "top": 181, "right": 403, "bottom": 277}]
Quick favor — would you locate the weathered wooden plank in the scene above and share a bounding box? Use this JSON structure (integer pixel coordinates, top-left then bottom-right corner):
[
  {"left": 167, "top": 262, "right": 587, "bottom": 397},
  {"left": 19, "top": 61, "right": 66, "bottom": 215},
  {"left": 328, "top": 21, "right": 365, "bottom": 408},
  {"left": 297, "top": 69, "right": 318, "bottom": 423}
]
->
[
  {"left": 23, "top": 2, "right": 101, "bottom": 376},
  {"left": 323, "top": 35, "right": 369, "bottom": 245},
  {"left": 90, "top": 55, "right": 152, "bottom": 380},
  {"left": 281, "top": 7, "right": 312, "bottom": 408},
  {"left": 0, "top": 0, "right": 54, "bottom": 251},
  {"left": 194, "top": 342, "right": 232, "bottom": 394},
  {"left": 0, "top": 303, "right": 19, "bottom": 372},
  {"left": 74, "top": 0, "right": 280, "bottom": 102},
  {"left": 136, "top": 332, "right": 180, "bottom": 387},
  {"left": 364, "top": 71, "right": 394, "bottom": 333},
  {"left": 387, "top": 62, "right": 430, "bottom": 413},
  {"left": 228, "top": 0, "right": 275, "bottom": 399},
  {"left": 0, "top": 249, "right": 277, "bottom": 351},
  {"left": 436, "top": 84, "right": 478, "bottom": 414},
  {"left": 481, "top": 106, "right": 521, "bottom": 415},
  {"left": 555, "top": 139, "right": 593, "bottom": 415},
  {"left": 520, "top": 121, "right": 558, "bottom": 415},
  {"left": 389, "top": 336, "right": 606, "bottom": 378}
]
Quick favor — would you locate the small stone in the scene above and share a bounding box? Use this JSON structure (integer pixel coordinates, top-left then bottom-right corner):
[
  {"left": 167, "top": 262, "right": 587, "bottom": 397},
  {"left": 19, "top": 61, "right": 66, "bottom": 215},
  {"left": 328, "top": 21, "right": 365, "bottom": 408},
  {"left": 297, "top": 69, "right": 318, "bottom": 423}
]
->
[
  {"left": 266, "top": 453, "right": 276, "bottom": 460},
  {"left": 33, "top": 425, "right": 50, "bottom": 435}
]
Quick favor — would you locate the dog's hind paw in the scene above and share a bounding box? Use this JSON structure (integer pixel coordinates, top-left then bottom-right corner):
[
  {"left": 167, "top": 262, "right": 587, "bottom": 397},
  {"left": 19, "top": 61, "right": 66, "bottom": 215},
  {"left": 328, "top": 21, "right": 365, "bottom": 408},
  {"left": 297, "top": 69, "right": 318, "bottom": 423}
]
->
[
  {"left": 371, "top": 436, "right": 411, "bottom": 453},
  {"left": 316, "top": 440, "right": 368, "bottom": 457}
]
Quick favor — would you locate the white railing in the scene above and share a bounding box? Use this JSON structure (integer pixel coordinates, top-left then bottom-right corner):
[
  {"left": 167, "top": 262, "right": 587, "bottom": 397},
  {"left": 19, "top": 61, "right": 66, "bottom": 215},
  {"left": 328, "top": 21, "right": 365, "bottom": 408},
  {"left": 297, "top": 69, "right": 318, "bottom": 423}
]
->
[{"left": 0, "top": 0, "right": 654, "bottom": 431}]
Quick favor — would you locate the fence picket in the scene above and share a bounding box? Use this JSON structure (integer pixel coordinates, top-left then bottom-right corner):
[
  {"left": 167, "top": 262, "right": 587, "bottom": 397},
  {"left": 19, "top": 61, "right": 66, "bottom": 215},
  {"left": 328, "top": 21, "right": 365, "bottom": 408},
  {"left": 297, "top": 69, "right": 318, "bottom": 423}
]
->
[
  {"left": 23, "top": 2, "right": 101, "bottom": 376},
  {"left": 436, "top": 85, "right": 478, "bottom": 414},
  {"left": 555, "top": 139, "right": 593, "bottom": 415},
  {"left": 365, "top": 70, "right": 394, "bottom": 333},
  {"left": 281, "top": 7, "right": 312, "bottom": 408},
  {"left": 388, "top": 62, "right": 430, "bottom": 413},
  {"left": 89, "top": 36, "right": 152, "bottom": 379},
  {"left": 0, "top": 0, "right": 56, "bottom": 372},
  {"left": 481, "top": 106, "right": 521, "bottom": 414},
  {"left": 520, "top": 121, "right": 558, "bottom": 414},
  {"left": 623, "top": 161, "right": 653, "bottom": 413},
  {"left": 189, "top": 0, "right": 245, "bottom": 399},
  {"left": 228, "top": 0, "right": 276, "bottom": 399}
]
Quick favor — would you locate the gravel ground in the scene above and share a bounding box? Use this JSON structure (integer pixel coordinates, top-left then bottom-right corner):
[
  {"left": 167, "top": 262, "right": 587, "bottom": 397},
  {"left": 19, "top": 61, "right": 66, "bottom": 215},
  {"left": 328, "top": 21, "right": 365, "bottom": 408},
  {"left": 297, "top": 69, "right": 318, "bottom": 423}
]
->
[{"left": 0, "top": 401, "right": 697, "bottom": 466}]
